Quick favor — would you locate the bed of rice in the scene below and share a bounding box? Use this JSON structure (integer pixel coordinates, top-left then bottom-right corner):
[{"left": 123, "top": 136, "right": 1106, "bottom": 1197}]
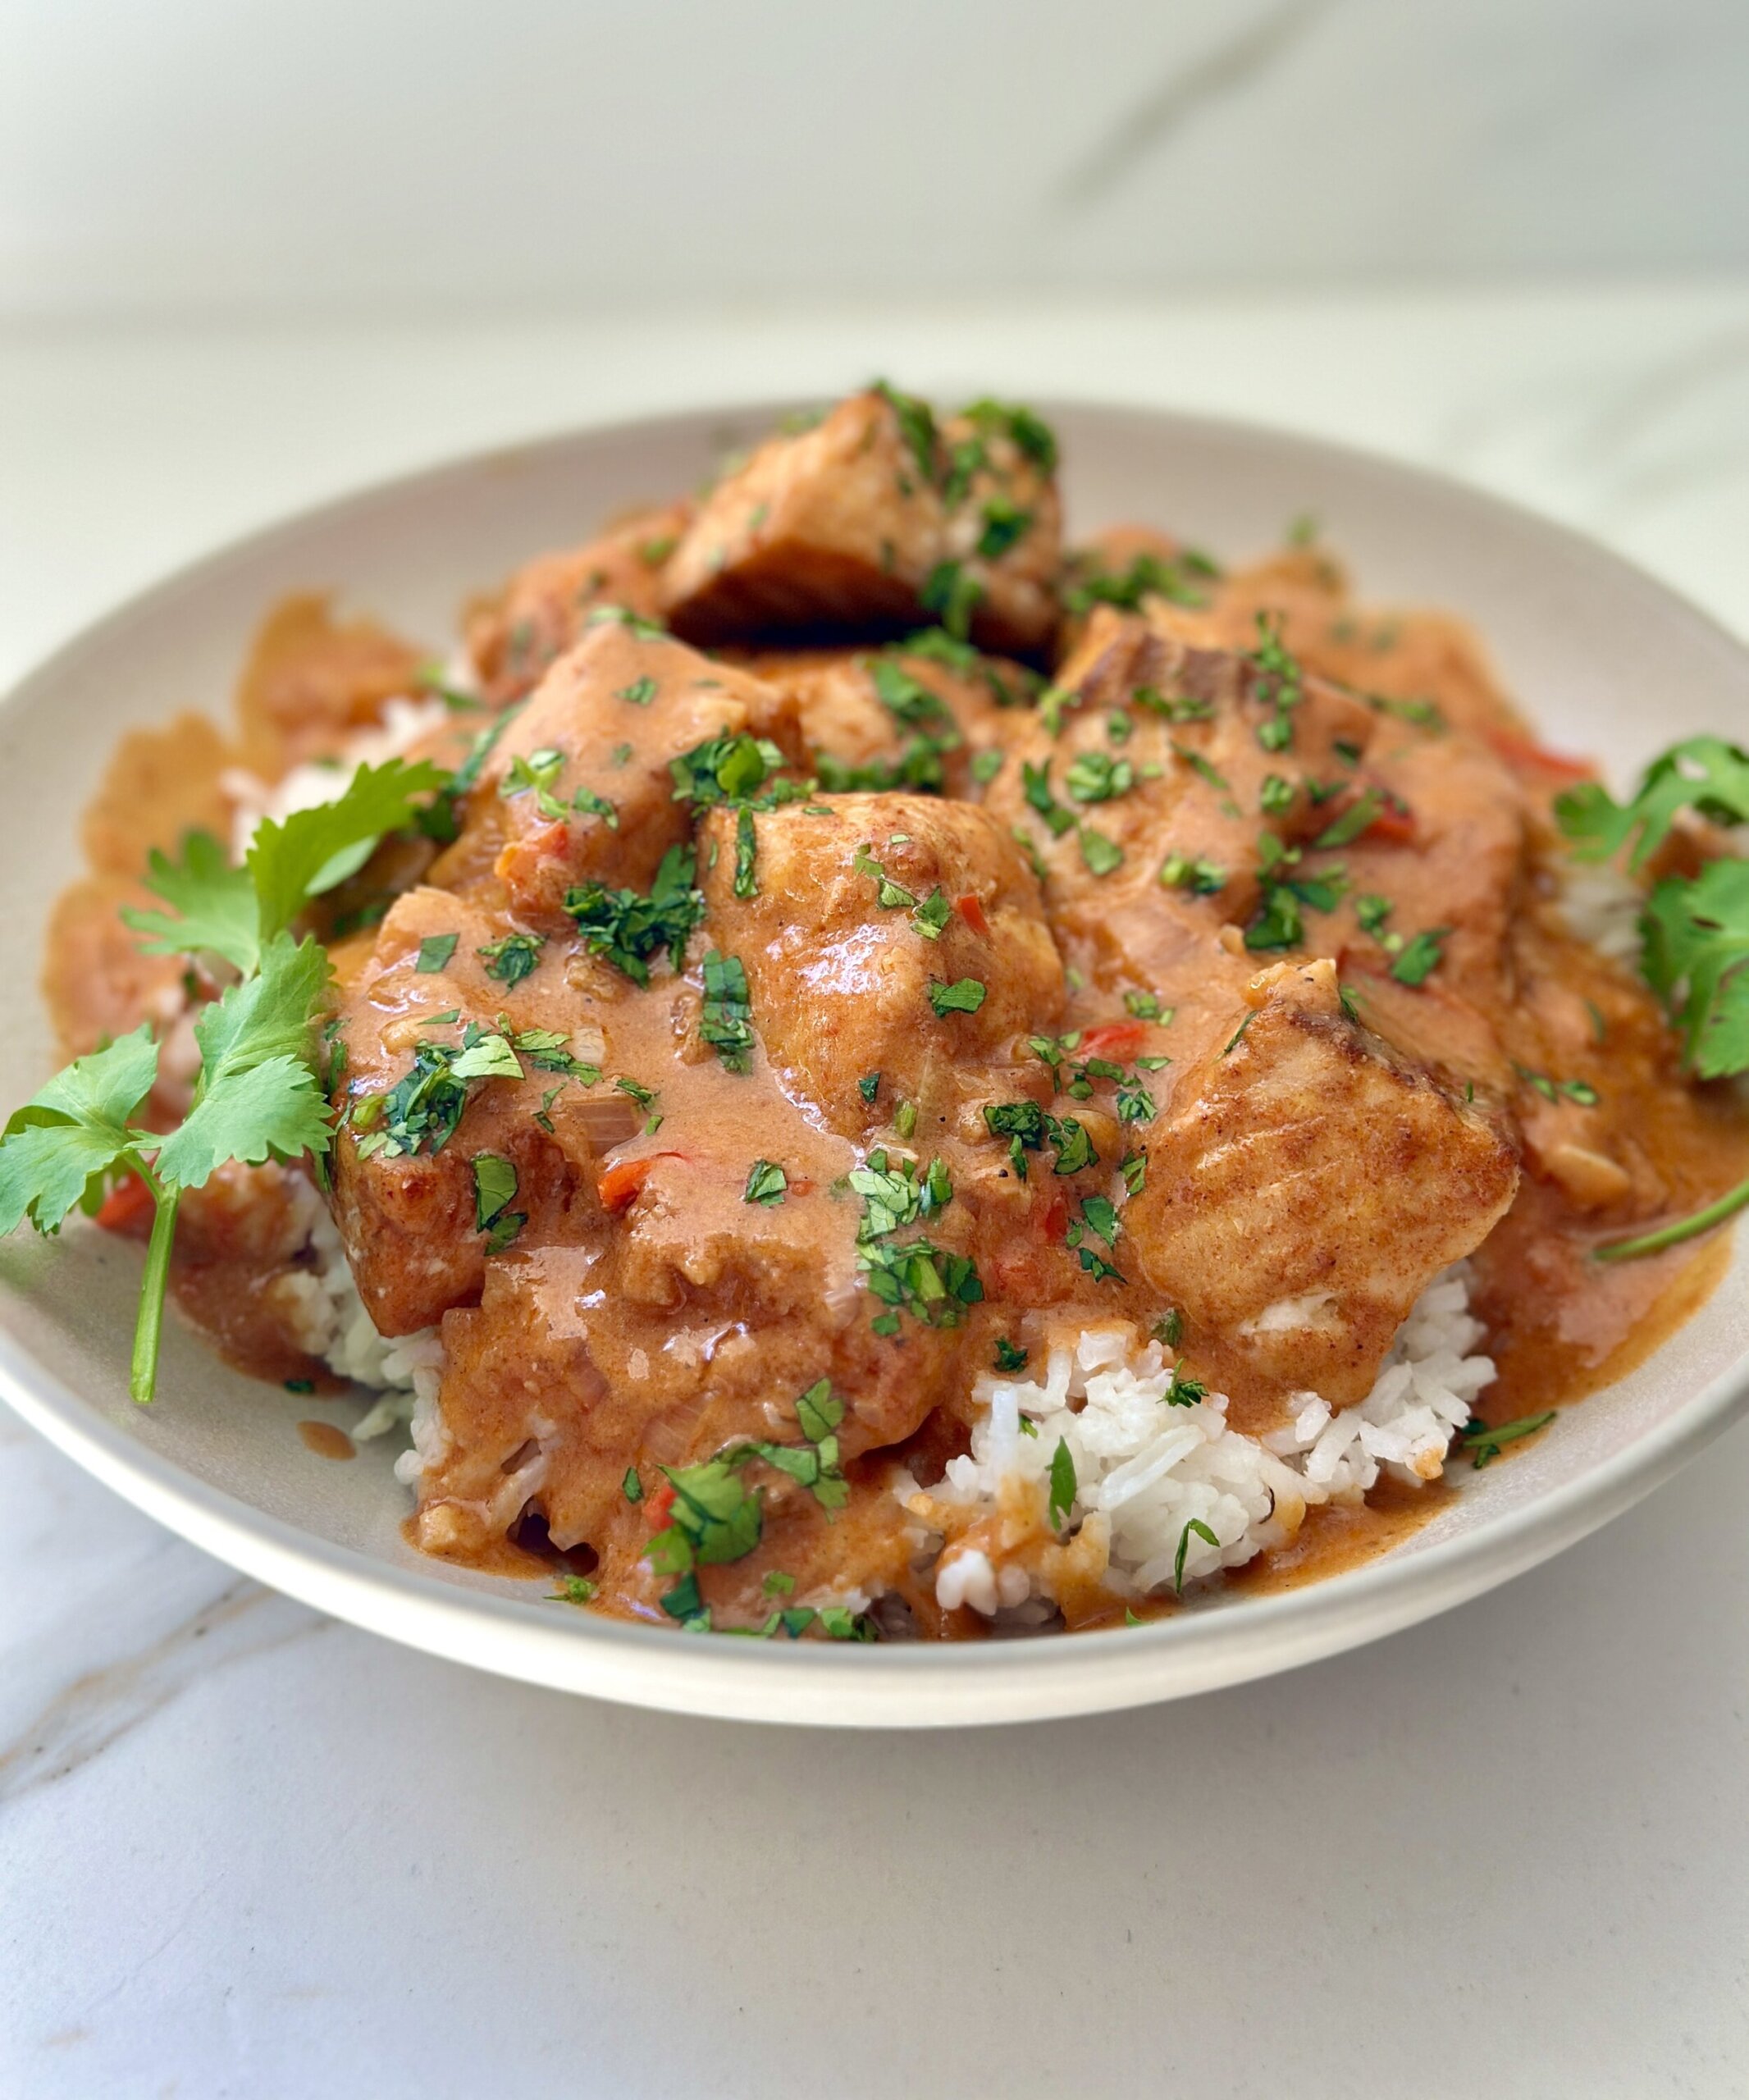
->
[{"left": 902, "top": 1267, "right": 1492, "bottom": 1616}]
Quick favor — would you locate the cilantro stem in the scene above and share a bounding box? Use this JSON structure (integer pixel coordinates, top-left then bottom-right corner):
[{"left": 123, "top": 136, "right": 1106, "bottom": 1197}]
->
[
  {"left": 1592, "top": 1173, "right": 1749, "bottom": 1263},
  {"left": 129, "top": 1176, "right": 180, "bottom": 1404}
]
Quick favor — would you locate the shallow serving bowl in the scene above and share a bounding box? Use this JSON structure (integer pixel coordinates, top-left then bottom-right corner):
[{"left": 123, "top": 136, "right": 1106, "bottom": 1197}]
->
[{"left": 2, "top": 400, "right": 1747, "bottom": 1727}]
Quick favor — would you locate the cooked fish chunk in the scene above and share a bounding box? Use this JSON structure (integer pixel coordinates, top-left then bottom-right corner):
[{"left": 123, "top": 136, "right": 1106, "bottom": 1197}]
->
[
  {"left": 698, "top": 792, "right": 1066, "bottom": 1132},
  {"left": 436, "top": 621, "right": 797, "bottom": 926},
  {"left": 327, "top": 886, "right": 619, "bottom": 1334},
  {"left": 464, "top": 502, "right": 692, "bottom": 705},
  {"left": 660, "top": 390, "right": 1062, "bottom": 655},
  {"left": 1126, "top": 961, "right": 1519, "bottom": 1407},
  {"left": 736, "top": 640, "right": 1034, "bottom": 800},
  {"left": 981, "top": 609, "right": 1377, "bottom": 999}
]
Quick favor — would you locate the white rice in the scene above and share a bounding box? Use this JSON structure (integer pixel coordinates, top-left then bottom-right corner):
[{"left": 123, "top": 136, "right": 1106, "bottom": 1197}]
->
[
  {"left": 1556, "top": 861, "right": 1643, "bottom": 963},
  {"left": 272, "top": 1173, "right": 445, "bottom": 1460},
  {"left": 907, "top": 1264, "right": 1494, "bottom": 1616},
  {"left": 222, "top": 685, "right": 459, "bottom": 853}
]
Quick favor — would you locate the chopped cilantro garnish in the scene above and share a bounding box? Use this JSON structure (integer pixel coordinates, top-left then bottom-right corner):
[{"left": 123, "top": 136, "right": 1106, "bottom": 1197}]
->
[
  {"left": 1066, "top": 751, "right": 1134, "bottom": 804},
  {"left": 1313, "top": 788, "right": 1386, "bottom": 849},
  {"left": 1457, "top": 1411, "right": 1555, "bottom": 1468},
  {"left": 1390, "top": 927, "right": 1450, "bottom": 986},
  {"left": 1174, "top": 1517, "right": 1220, "bottom": 1592},
  {"left": 669, "top": 731, "right": 787, "bottom": 808},
  {"left": 971, "top": 749, "right": 1005, "bottom": 785},
  {"left": 1079, "top": 827, "right": 1124, "bottom": 876},
  {"left": 586, "top": 605, "right": 669, "bottom": 641},
  {"left": 415, "top": 934, "right": 458, "bottom": 974},
  {"left": 623, "top": 1465, "right": 643, "bottom": 1503},
  {"left": 477, "top": 930, "right": 545, "bottom": 984},
  {"left": 500, "top": 747, "right": 564, "bottom": 801},
  {"left": 1153, "top": 1309, "right": 1184, "bottom": 1348},
  {"left": 961, "top": 397, "right": 1059, "bottom": 472},
  {"left": 743, "top": 1159, "right": 788, "bottom": 1207},
  {"left": 1063, "top": 547, "right": 1217, "bottom": 616},
  {"left": 928, "top": 977, "right": 987, "bottom": 1018},
  {"left": 1557, "top": 735, "right": 1749, "bottom": 870},
  {"left": 564, "top": 842, "right": 705, "bottom": 984},
  {"left": 471, "top": 1153, "right": 524, "bottom": 1253},
  {"left": 1247, "top": 613, "right": 1304, "bottom": 752},
  {"left": 1158, "top": 853, "right": 1226, "bottom": 895},
  {"left": 976, "top": 495, "right": 1032, "bottom": 559},
  {"left": 920, "top": 559, "right": 984, "bottom": 641},
  {"left": 993, "top": 1337, "right": 1028, "bottom": 1373},
  {"left": 701, "top": 950, "right": 756, "bottom": 1072},
  {"left": 873, "top": 380, "right": 939, "bottom": 482},
  {"left": 857, "top": 1071, "right": 881, "bottom": 1104}
]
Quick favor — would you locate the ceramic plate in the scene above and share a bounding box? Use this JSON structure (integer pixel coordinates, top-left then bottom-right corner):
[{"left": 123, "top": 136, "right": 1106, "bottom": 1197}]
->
[{"left": 2, "top": 400, "right": 1747, "bottom": 1726}]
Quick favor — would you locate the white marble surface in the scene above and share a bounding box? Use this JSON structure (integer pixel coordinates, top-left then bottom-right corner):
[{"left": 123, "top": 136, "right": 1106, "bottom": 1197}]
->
[
  {"left": 3, "top": 290, "right": 1749, "bottom": 2096},
  {"left": 4, "top": 1, "right": 1747, "bottom": 313}
]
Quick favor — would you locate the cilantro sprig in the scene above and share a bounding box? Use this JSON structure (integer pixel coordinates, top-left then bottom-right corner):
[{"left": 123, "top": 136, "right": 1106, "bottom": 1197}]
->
[{"left": 3, "top": 760, "right": 442, "bottom": 1401}]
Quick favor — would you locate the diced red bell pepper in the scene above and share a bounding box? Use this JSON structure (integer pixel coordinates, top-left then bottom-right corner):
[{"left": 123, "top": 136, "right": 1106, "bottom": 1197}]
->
[
  {"left": 953, "top": 892, "right": 991, "bottom": 937},
  {"left": 94, "top": 1173, "right": 155, "bottom": 1232},
  {"left": 1076, "top": 1020, "right": 1145, "bottom": 1061}
]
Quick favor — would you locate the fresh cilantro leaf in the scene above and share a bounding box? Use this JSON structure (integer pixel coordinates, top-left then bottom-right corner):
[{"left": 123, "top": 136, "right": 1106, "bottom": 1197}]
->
[
  {"left": 857, "top": 1071, "right": 880, "bottom": 1104},
  {"left": 152, "top": 936, "right": 333, "bottom": 1190},
  {"left": 0, "top": 1026, "right": 159, "bottom": 1235},
  {"left": 1556, "top": 736, "right": 1749, "bottom": 870},
  {"left": 993, "top": 1337, "right": 1028, "bottom": 1372},
  {"left": 247, "top": 759, "right": 445, "bottom": 943},
  {"left": 121, "top": 832, "right": 259, "bottom": 974},
  {"left": 415, "top": 934, "right": 458, "bottom": 974},
  {"left": 1642, "top": 856, "right": 1749, "bottom": 1075}
]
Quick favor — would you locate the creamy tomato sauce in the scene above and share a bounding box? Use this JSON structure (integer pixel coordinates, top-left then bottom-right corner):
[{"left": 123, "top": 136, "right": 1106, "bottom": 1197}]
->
[{"left": 42, "top": 391, "right": 1747, "bottom": 1637}]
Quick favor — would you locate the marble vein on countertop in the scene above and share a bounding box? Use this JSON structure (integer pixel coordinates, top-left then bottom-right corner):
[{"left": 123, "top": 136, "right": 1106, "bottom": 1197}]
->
[
  {"left": 0, "top": 1570, "right": 325, "bottom": 1808},
  {"left": 1053, "top": 0, "right": 1338, "bottom": 208}
]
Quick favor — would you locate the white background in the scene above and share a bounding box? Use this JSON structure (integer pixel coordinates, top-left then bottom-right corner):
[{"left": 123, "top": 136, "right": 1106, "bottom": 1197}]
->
[{"left": 2, "top": 0, "right": 1747, "bottom": 316}]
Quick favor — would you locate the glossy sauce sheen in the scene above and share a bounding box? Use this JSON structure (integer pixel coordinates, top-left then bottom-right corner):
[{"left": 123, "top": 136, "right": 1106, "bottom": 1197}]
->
[{"left": 43, "top": 397, "right": 1747, "bottom": 1637}]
